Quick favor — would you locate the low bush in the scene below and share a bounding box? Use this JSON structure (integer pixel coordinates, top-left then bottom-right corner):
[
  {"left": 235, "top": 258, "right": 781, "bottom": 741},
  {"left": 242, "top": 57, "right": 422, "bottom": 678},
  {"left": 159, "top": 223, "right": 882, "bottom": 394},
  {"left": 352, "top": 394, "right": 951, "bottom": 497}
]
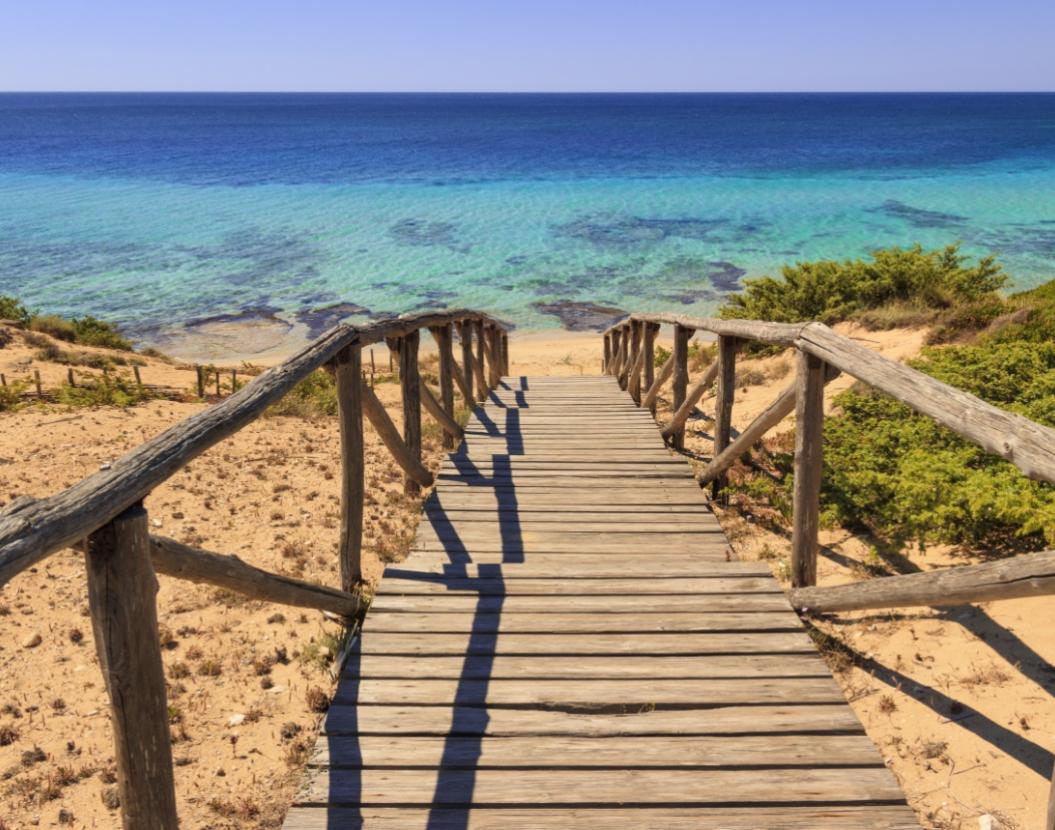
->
[
  {"left": 29, "top": 314, "right": 77, "bottom": 342},
  {"left": 268, "top": 369, "right": 338, "bottom": 418},
  {"left": 54, "top": 375, "right": 155, "bottom": 408},
  {"left": 0, "top": 296, "right": 31, "bottom": 326},
  {"left": 720, "top": 244, "right": 1006, "bottom": 326}
]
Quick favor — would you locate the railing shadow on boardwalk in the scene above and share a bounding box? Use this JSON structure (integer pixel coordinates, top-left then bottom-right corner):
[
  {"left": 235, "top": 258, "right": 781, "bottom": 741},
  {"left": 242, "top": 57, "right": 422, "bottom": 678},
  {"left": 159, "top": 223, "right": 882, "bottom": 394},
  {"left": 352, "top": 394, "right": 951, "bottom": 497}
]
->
[{"left": 325, "top": 378, "right": 527, "bottom": 829}]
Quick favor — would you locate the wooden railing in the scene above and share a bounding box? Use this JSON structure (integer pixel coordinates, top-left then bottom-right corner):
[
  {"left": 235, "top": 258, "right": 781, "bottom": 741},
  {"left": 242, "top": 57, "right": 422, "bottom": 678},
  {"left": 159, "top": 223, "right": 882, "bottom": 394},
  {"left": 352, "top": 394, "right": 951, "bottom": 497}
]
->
[
  {"left": 603, "top": 312, "right": 1055, "bottom": 591},
  {"left": 0, "top": 308, "right": 509, "bottom": 830},
  {"left": 604, "top": 311, "right": 1055, "bottom": 826}
]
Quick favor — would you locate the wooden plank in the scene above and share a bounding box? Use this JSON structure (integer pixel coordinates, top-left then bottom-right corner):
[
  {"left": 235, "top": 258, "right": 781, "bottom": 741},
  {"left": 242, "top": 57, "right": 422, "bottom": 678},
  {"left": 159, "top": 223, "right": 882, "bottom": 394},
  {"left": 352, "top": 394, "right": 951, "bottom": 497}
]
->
[
  {"left": 377, "top": 577, "right": 776, "bottom": 595},
  {"left": 353, "top": 632, "right": 813, "bottom": 655},
  {"left": 86, "top": 504, "right": 178, "bottom": 829},
  {"left": 334, "top": 344, "right": 365, "bottom": 590},
  {"left": 308, "top": 733, "right": 887, "bottom": 768},
  {"left": 397, "top": 556, "right": 743, "bottom": 578},
  {"left": 343, "top": 653, "right": 833, "bottom": 679},
  {"left": 323, "top": 702, "right": 866, "bottom": 736},
  {"left": 294, "top": 767, "right": 907, "bottom": 805},
  {"left": 369, "top": 594, "right": 794, "bottom": 614},
  {"left": 284, "top": 806, "right": 921, "bottom": 830},
  {"left": 361, "top": 611, "right": 802, "bottom": 633},
  {"left": 336, "top": 677, "right": 846, "bottom": 706},
  {"left": 791, "top": 350, "right": 825, "bottom": 588}
]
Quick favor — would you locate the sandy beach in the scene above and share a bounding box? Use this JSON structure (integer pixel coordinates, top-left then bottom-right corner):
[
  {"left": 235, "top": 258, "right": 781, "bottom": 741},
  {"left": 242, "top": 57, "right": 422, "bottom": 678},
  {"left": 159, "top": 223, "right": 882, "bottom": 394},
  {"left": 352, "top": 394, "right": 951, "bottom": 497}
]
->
[{"left": 0, "top": 320, "right": 1051, "bottom": 828}]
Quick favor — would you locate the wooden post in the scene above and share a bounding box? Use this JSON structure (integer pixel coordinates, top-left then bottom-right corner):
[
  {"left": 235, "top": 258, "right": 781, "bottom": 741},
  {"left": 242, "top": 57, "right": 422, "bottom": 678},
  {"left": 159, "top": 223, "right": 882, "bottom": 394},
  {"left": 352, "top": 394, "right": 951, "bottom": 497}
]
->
[
  {"left": 0, "top": 373, "right": 6, "bottom": 386},
  {"left": 230, "top": 368, "right": 236, "bottom": 392},
  {"left": 334, "top": 345, "right": 364, "bottom": 591},
  {"left": 628, "top": 321, "right": 647, "bottom": 405},
  {"left": 603, "top": 334, "right": 611, "bottom": 374},
  {"left": 458, "top": 321, "right": 475, "bottom": 405},
  {"left": 486, "top": 325, "right": 501, "bottom": 388},
  {"left": 430, "top": 325, "right": 457, "bottom": 450},
  {"left": 67, "top": 367, "right": 76, "bottom": 387},
  {"left": 473, "top": 319, "right": 487, "bottom": 399},
  {"left": 791, "top": 350, "right": 825, "bottom": 588},
  {"left": 399, "top": 331, "right": 423, "bottom": 496},
  {"left": 501, "top": 332, "right": 509, "bottom": 376},
  {"left": 670, "top": 325, "right": 692, "bottom": 450},
  {"left": 133, "top": 365, "right": 142, "bottom": 387},
  {"left": 641, "top": 324, "right": 657, "bottom": 413},
  {"left": 215, "top": 368, "right": 221, "bottom": 397},
  {"left": 195, "top": 365, "right": 205, "bottom": 398},
  {"left": 711, "top": 335, "right": 739, "bottom": 500},
  {"left": 34, "top": 369, "right": 42, "bottom": 397},
  {"left": 618, "top": 323, "right": 636, "bottom": 391},
  {"left": 85, "top": 503, "right": 178, "bottom": 830},
  {"left": 609, "top": 329, "right": 622, "bottom": 377}
]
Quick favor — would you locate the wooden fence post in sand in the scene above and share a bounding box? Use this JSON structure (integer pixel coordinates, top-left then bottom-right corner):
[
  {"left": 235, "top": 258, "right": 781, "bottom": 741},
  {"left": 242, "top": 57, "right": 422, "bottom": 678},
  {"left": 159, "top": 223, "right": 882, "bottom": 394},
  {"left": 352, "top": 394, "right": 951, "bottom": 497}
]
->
[
  {"left": 670, "top": 324, "right": 692, "bottom": 450},
  {"left": 195, "top": 365, "right": 205, "bottom": 398},
  {"left": 791, "top": 350, "right": 825, "bottom": 588},
  {"left": 133, "top": 365, "right": 142, "bottom": 387},
  {"left": 334, "top": 345, "right": 364, "bottom": 591},
  {"left": 429, "top": 325, "right": 457, "bottom": 450},
  {"left": 85, "top": 503, "right": 178, "bottom": 830},
  {"left": 398, "top": 331, "right": 423, "bottom": 496},
  {"left": 501, "top": 331, "right": 509, "bottom": 377},
  {"left": 473, "top": 319, "right": 488, "bottom": 400},
  {"left": 34, "top": 369, "right": 42, "bottom": 397},
  {"left": 640, "top": 323, "right": 658, "bottom": 411},
  {"left": 711, "top": 335, "right": 739, "bottom": 500},
  {"left": 67, "top": 367, "right": 76, "bottom": 387}
]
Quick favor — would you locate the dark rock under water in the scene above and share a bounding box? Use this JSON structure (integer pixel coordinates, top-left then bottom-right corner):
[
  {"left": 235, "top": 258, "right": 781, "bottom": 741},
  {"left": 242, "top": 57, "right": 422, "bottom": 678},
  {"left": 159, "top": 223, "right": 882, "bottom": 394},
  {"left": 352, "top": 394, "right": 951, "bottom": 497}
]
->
[{"left": 532, "top": 300, "right": 626, "bottom": 332}]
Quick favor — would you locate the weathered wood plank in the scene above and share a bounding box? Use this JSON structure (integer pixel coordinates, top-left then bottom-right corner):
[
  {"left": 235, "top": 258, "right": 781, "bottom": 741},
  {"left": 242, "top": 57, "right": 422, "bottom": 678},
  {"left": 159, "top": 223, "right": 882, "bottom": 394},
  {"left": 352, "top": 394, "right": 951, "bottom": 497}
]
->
[
  {"left": 334, "top": 344, "right": 365, "bottom": 590},
  {"left": 353, "top": 632, "right": 813, "bottom": 655},
  {"left": 307, "top": 733, "right": 887, "bottom": 768},
  {"left": 86, "top": 505, "right": 178, "bottom": 830},
  {"left": 368, "top": 593, "right": 794, "bottom": 614},
  {"left": 791, "top": 350, "right": 825, "bottom": 588},
  {"left": 323, "top": 702, "right": 865, "bottom": 736},
  {"left": 284, "top": 806, "right": 921, "bottom": 830},
  {"left": 361, "top": 611, "right": 801, "bottom": 633}
]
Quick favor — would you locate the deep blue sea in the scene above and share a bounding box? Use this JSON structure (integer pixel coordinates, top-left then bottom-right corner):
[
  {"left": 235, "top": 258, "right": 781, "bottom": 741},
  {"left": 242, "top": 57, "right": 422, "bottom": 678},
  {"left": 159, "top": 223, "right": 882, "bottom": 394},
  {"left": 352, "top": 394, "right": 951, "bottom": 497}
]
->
[{"left": 1, "top": 92, "right": 1054, "bottom": 344}]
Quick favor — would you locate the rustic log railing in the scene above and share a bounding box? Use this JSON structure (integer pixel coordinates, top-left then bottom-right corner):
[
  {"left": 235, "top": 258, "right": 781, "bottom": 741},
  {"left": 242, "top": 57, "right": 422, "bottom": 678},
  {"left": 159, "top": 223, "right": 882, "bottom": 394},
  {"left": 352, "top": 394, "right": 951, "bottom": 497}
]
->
[
  {"left": 604, "top": 311, "right": 1055, "bottom": 824},
  {"left": 0, "top": 308, "right": 509, "bottom": 830}
]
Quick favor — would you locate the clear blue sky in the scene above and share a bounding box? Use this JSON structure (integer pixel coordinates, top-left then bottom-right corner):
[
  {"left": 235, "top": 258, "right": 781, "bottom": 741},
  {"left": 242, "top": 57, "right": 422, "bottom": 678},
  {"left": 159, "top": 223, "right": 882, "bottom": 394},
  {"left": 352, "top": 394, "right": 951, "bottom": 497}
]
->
[{"left": 2, "top": 0, "right": 1052, "bottom": 92}]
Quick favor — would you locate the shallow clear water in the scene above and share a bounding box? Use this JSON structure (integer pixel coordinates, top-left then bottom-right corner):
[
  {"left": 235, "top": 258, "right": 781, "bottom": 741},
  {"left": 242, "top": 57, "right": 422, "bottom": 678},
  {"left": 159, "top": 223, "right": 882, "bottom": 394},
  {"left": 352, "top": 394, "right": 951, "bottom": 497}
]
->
[{"left": 1, "top": 93, "right": 1053, "bottom": 336}]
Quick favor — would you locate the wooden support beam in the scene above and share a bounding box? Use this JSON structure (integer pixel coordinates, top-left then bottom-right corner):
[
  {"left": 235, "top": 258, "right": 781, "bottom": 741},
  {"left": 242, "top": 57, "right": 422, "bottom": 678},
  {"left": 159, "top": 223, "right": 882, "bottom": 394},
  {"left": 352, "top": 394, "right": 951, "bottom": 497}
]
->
[
  {"left": 618, "top": 323, "right": 636, "bottom": 391},
  {"left": 791, "top": 351, "right": 826, "bottom": 588},
  {"left": 501, "top": 331, "right": 510, "bottom": 376},
  {"left": 430, "top": 325, "right": 457, "bottom": 450},
  {"left": 711, "top": 336, "right": 739, "bottom": 500},
  {"left": 668, "top": 325, "right": 692, "bottom": 450},
  {"left": 660, "top": 359, "right": 721, "bottom": 442},
  {"left": 641, "top": 323, "right": 658, "bottom": 413},
  {"left": 457, "top": 321, "right": 475, "bottom": 405},
  {"left": 473, "top": 319, "right": 488, "bottom": 401},
  {"left": 789, "top": 548, "right": 1055, "bottom": 612},
  {"left": 85, "top": 504, "right": 178, "bottom": 830},
  {"left": 486, "top": 325, "right": 501, "bottom": 388},
  {"left": 420, "top": 378, "right": 464, "bottom": 443},
  {"left": 698, "top": 366, "right": 840, "bottom": 487},
  {"left": 149, "top": 535, "right": 363, "bottom": 617},
  {"left": 642, "top": 352, "right": 675, "bottom": 413},
  {"left": 361, "top": 380, "right": 434, "bottom": 490},
  {"left": 333, "top": 345, "right": 364, "bottom": 591},
  {"left": 399, "top": 331, "right": 423, "bottom": 496},
  {"left": 627, "top": 322, "right": 647, "bottom": 405},
  {"left": 610, "top": 329, "right": 623, "bottom": 377},
  {"left": 603, "top": 334, "right": 612, "bottom": 374}
]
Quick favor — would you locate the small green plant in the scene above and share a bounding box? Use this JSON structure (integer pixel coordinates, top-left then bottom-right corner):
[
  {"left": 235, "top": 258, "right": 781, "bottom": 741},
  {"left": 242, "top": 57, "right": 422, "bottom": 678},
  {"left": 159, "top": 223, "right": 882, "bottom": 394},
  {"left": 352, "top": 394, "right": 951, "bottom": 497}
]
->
[
  {"left": 268, "top": 369, "right": 337, "bottom": 417},
  {"left": 29, "top": 314, "right": 77, "bottom": 342},
  {"left": 54, "top": 374, "right": 154, "bottom": 408},
  {"left": 71, "top": 316, "right": 133, "bottom": 350},
  {"left": 0, "top": 296, "right": 31, "bottom": 326}
]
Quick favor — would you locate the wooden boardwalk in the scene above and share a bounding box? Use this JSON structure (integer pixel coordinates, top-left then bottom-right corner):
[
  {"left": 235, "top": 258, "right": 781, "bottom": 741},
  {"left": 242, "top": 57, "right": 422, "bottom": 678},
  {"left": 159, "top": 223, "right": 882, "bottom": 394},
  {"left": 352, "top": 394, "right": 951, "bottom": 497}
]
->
[{"left": 285, "top": 375, "right": 920, "bottom": 829}]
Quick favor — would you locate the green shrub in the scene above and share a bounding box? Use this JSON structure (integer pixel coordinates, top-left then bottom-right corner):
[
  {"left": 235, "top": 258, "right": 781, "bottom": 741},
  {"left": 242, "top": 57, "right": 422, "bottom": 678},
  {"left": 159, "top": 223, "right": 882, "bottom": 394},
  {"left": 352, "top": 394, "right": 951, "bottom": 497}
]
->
[
  {"left": 29, "top": 314, "right": 77, "bottom": 342},
  {"left": 268, "top": 369, "right": 337, "bottom": 418},
  {"left": 0, "top": 381, "right": 26, "bottom": 412},
  {"left": 0, "top": 296, "right": 31, "bottom": 326},
  {"left": 54, "top": 375, "right": 155, "bottom": 408},
  {"left": 71, "top": 316, "right": 133, "bottom": 351},
  {"left": 720, "top": 244, "right": 1006, "bottom": 325}
]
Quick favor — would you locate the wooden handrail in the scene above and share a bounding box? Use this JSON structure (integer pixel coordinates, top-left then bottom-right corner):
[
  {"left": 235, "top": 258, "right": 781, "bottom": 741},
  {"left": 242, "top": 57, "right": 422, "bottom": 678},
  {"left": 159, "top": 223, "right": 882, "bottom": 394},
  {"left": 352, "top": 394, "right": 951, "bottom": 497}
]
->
[
  {"left": 0, "top": 309, "right": 507, "bottom": 587},
  {"left": 1, "top": 305, "right": 508, "bottom": 829}
]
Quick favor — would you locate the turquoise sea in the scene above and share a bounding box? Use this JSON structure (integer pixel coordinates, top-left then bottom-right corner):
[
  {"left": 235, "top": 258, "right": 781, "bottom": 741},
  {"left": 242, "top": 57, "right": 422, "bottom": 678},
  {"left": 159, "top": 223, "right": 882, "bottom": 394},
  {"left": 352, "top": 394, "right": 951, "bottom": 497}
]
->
[{"left": 1, "top": 93, "right": 1054, "bottom": 340}]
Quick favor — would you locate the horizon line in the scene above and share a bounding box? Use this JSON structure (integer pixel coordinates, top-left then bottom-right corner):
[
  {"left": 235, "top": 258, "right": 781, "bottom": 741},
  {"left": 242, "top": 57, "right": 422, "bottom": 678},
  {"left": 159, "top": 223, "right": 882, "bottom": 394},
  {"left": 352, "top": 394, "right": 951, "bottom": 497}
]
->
[{"left": 1, "top": 89, "right": 1054, "bottom": 95}]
